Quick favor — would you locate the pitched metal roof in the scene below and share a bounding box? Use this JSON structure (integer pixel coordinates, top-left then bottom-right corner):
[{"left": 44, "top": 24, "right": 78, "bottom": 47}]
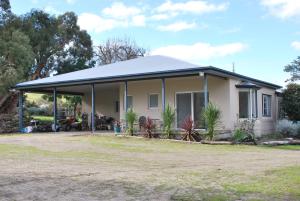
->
[{"left": 15, "top": 55, "right": 281, "bottom": 89}]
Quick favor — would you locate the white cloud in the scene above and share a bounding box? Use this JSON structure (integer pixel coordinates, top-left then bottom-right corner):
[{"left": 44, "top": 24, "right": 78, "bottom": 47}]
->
[
  {"left": 65, "top": 0, "right": 76, "bottom": 4},
  {"left": 291, "top": 41, "right": 300, "bottom": 50},
  {"left": 158, "top": 21, "right": 196, "bottom": 32},
  {"left": 44, "top": 5, "right": 61, "bottom": 15},
  {"left": 261, "top": 0, "right": 300, "bottom": 19},
  {"left": 132, "top": 15, "right": 146, "bottom": 26},
  {"left": 156, "top": 0, "right": 228, "bottom": 15},
  {"left": 150, "top": 14, "right": 173, "bottom": 20},
  {"left": 78, "top": 13, "right": 119, "bottom": 33},
  {"left": 102, "top": 2, "right": 141, "bottom": 19},
  {"left": 151, "top": 42, "right": 247, "bottom": 61}
]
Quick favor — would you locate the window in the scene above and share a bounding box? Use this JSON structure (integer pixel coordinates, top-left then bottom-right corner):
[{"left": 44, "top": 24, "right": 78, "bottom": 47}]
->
[
  {"left": 262, "top": 94, "right": 271, "bottom": 117},
  {"left": 239, "top": 91, "right": 249, "bottom": 118},
  {"left": 239, "top": 90, "right": 257, "bottom": 119},
  {"left": 127, "top": 96, "right": 133, "bottom": 109},
  {"left": 149, "top": 94, "right": 158, "bottom": 108},
  {"left": 115, "top": 101, "right": 119, "bottom": 113}
]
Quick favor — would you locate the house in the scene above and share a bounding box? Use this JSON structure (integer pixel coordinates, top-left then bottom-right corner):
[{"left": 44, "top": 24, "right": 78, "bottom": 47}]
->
[{"left": 15, "top": 55, "right": 281, "bottom": 136}]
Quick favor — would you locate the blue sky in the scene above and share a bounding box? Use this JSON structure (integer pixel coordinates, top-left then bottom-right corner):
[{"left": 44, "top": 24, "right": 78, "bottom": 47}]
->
[{"left": 10, "top": 0, "right": 300, "bottom": 87}]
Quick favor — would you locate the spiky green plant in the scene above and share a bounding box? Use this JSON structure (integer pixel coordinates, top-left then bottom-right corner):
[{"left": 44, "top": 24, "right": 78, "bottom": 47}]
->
[
  {"left": 202, "top": 102, "right": 221, "bottom": 141},
  {"left": 125, "top": 108, "right": 137, "bottom": 136},
  {"left": 162, "top": 104, "right": 175, "bottom": 139}
]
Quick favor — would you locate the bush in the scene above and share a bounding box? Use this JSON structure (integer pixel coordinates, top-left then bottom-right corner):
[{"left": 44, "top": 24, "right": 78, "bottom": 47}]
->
[
  {"left": 142, "top": 117, "right": 156, "bottom": 138},
  {"left": 202, "top": 102, "right": 221, "bottom": 141},
  {"left": 162, "top": 104, "right": 175, "bottom": 139},
  {"left": 276, "top": 119, "right": 300, "bottom": 138},
  {"left": 26, "top": 106, "right": 49, "bottom": 116},
  {"left": 232, "top": 128, "right": 256, "bottom": 143},
  {"left": 125, "top": 108, "right": 137, "bottom": 136}
]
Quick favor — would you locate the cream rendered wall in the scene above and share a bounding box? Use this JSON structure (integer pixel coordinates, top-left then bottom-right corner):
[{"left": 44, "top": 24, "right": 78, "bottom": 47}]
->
[
  {"left": 229, "top": 78, "right": 278, "bottom": 136},
  {"left": 82, "top": 87, "right": 120, "bottom": 123},
  {"left": 254, "top": 87, "right": 277, "bottom": 136},
  {"left": 119, "top": 76, "right": 232, "bottom": 130}
]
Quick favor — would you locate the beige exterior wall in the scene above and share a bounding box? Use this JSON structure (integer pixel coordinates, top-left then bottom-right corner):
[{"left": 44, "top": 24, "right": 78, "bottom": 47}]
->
[
  {"left": 82, "top": 87, "right": 120, "bottom": 123},
  {"left": 119, "top": 76, "right": 232, "bottom": 130},
  {"left": 83, "top": 75, "right": 279, "bottom": 136}
]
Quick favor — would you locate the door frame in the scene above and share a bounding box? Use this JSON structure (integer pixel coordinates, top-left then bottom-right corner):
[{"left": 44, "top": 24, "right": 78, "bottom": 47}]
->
[{"left": 175, "top": 90, "right": 205, "bottom": 129}]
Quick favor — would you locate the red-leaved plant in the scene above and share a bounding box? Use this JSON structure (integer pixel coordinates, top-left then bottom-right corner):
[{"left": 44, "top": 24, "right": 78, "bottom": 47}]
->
[
  {"left": 181, "top": 116, "right": 196, "bottom": 141},
  {"left": 143, "top": 117, "right": 156, "bottom": 138}
]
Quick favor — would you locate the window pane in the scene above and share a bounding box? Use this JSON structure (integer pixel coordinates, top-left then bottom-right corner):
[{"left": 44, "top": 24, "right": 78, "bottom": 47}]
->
[
  {"left": 239, "top": 91, "right": 249, "bottom": 118},
  {"left": 262, "top": 95, "right": 271, "bottom": 117},
  {"left": 149, "top": 94, "right": 158, "bottom": 108},
  {"left": 193, "top": 92, "right": 209, "bottom": 129},
  {"left": 176, "top": 93, "right": 191, "bottom": 128},
  {"left": 127, "top": 96, "right": 133, "bottom": 109},
  {"left": 251, "top": 90, "right": 257, "bottom": 118}
]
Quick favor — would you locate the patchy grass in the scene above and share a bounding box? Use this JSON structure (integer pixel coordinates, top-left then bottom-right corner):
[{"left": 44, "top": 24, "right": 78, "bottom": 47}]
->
[
  {"left": 225, "top": 166, "right": 300, "bottom": 199},
  {"left": 261, "top": 145, "right": 300, "bottom": 151},
  {"left": 0, "top": 134, "right": 299, "bottom": 200}
]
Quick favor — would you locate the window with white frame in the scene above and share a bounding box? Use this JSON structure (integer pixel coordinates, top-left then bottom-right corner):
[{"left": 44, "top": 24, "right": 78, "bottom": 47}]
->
[
  {"left": 262, "top": 94, "right": 271, "bottom": 117},
  {"left": 148, "top": 94, "right": 158, "bottom": 108},
  {"left": 239, "top": 89, "right": 257, "bottom": 119}
]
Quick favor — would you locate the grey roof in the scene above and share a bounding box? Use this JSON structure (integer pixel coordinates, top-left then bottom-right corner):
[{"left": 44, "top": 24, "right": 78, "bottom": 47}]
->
[
  {"left": 17, "top": 55, "right": 198, "bottom": 87},
  {"left": 16, "top": 55, "right": 281, "bottom": 89}
]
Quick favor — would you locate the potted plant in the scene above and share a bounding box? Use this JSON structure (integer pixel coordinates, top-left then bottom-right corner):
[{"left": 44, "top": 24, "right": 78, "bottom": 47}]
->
[{"left": 114, "top": 120, "right": 121, "bottom": 134}]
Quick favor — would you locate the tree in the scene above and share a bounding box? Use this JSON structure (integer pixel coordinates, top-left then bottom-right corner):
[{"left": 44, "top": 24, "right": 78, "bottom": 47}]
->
[
  {"left": 281, "top": 83, "right": 300, "bottom": 122},
  {"left": 0, "top": 30, "right": 34, "bottom": 95},
  {"left": 21, "top": 10, "right": 94, "bottom": 80},
  {"left": 284, "top": 56, "right": 300, "bottom": 82},
  {"left": 95, "top": 37, "right": 147, "bottom": 65},
  {"left": 0, "top": 0, "right": 11, "bottom": 26}
]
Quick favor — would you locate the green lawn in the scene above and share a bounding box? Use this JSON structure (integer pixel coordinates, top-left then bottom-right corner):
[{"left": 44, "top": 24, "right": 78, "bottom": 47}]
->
[
  {"left": 32, "top": 115, "right": 53, "bottom": 122},
  {"left": 0, "top": 134, "right": 299, "bottom": 200}
]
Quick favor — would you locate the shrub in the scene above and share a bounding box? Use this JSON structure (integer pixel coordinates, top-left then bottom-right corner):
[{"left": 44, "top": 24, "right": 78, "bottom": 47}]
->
[
  {"left": 234, "top": 119, "right": 257, "bottom": 145},
  {"left": 125, "top": 108, "right": 137, "bottom": 136},
  {"left": 276, "top": 119, "right": 300, "bottom": 138},
  {"left": 27, "top": 106, "right": 48, "bottom": 116},
  {"left": 142, "top": 117, "right": 156, "bottom": 138},
  {"left": 181, "top": 116, "right": 197, "bottom": 141},
  {"left": 202, "top": 102, "right": 221, "bottom": 141},
  {"left": 162, "top": 104, "right": 176, "bottom": 139}
]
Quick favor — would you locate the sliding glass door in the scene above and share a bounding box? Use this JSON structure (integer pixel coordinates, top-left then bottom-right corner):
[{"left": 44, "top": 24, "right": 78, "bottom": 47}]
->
[
  {"left": 176, "top": 92, "right": 208, "bottom": 129},
  {"left": 176, "top": 93, "right": 192, "bottom": 128}
]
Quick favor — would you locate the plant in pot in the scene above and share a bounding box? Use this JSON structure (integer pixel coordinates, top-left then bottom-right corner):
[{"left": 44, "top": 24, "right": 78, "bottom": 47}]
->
[
  {"left": 142, "top": 117, "right": 156, "bottom": 138},
  {"left": 125, "top": 108, "right": 137, "bottom": 136},
  {"left": 113, "top": 120, "right": 121, "bottom": 134},
  {"left": 162, "top": 104, "right": 176, "bottom": 139}
]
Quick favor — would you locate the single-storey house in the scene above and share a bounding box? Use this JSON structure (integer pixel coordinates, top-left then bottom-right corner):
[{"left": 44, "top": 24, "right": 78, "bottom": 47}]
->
[{"left": 15, "top": 55, "right": 281, "bottom": 136}]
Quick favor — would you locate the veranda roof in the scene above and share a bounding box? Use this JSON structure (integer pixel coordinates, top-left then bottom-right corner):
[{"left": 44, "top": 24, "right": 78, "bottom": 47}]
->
[{"left": 16, "top": 55, "right": 281, "bottom": 89}]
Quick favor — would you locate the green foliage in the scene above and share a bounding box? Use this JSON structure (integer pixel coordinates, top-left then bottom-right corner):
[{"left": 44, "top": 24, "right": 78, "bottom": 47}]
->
[
  {"left": 232, "top": 129, "right": 248, "bottom": 143},
  {"left": 284, "top": 56, "right": 300, "bottom": 82},
  {"left": 162, "top": 104, "right": 175, "bottom": 139},
  {"left": 0, "top": 29, "right": 34, "bottom": 94},
  {"left": 125, "top": 108, "right": 137, "bottom": 136},
  {"left": 21, "top": 10, "right": 94, "bottom": 79},
  {"left": 202, "top": 102, "right": 221, "bottom": 140},
  {"left": 282, "top": 83, "right": 300, "bottom": 122}
]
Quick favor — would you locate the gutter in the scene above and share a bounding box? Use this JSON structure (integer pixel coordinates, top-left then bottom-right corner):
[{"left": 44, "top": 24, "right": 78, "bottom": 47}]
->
[{"left": 15, "top": 66, "right": 282, "bottom": 90}]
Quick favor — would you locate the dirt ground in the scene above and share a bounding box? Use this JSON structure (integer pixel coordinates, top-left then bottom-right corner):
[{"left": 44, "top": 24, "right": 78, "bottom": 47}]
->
[{"left": 0, "top": 133, "right": 299, "bottom": 201}]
